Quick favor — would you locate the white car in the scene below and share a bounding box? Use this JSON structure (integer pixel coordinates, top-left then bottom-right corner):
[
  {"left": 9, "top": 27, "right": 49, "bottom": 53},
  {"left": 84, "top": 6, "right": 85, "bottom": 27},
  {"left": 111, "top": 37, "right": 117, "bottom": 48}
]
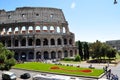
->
[{"left": 2, "top": 71, "right": 17, "bottom": 80}]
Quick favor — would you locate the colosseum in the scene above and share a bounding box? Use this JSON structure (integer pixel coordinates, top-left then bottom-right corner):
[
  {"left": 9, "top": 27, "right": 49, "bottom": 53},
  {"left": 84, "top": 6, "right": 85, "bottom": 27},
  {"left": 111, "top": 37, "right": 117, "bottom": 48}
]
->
[{"left": 0, "top": 7, "right": 77, "bottom": 61}]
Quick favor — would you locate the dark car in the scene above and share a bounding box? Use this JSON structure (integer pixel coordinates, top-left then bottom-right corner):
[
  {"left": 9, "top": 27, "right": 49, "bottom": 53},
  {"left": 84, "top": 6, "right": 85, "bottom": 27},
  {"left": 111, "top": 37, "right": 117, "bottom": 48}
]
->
[{"left": 20, "top": 73, "right": 31, "bottom": 79}]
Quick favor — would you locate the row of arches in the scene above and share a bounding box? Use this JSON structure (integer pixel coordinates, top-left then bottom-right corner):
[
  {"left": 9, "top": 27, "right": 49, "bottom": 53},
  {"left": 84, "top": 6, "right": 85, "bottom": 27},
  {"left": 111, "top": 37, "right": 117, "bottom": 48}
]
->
[
  {"left": 0, "top": 25, "right": 68, "bottom": 35},
  {"left": 14, "top": 50, "right": 75, "bottom": 61},
  {"left": 3, "top": 37, "right": 73, "bottom": 47}
]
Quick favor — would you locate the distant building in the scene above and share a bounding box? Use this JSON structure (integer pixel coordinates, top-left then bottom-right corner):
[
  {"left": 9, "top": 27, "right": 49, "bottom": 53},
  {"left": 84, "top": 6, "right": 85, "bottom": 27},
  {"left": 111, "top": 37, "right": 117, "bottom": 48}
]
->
[
  {"left": 0, "top": 7, "right": 77, "bottom": 61},
  {"left": 106, "top": 40, "right": 120, "bottom": 51}
]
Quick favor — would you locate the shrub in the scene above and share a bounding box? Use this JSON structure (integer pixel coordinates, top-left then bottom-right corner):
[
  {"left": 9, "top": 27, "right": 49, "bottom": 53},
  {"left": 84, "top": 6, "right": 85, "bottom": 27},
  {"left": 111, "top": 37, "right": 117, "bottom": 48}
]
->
[
  {"left": 74, "top": 55, "right": 81, "bottom": 61},
  {"left": 63, "top": 57, "right": 74, "bottom": 61}
]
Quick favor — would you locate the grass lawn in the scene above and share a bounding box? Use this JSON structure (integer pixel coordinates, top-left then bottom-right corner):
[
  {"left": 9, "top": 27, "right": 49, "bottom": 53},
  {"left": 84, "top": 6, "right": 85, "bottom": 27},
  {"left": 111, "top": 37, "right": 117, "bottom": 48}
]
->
[{"left": 13, "top": 62, "right": 104, "bottom": 78}]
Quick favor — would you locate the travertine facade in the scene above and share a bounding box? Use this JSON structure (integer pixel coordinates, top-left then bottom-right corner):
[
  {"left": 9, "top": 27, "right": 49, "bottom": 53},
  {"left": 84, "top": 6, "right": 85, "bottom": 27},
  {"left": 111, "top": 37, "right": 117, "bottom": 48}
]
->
[{"left": 0, "top": 7, "right": 77, "bottom": 61}]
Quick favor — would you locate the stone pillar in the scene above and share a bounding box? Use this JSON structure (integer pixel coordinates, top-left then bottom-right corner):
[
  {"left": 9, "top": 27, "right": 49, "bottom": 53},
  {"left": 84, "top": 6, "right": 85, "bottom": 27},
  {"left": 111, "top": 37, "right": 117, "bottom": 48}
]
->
[
  {"left": 60, "top": 27, "right": 63, "bottom": 33},
  {"left": 34, "top": 50, "right": 36, "bottom": 61},
  {"left": 26, "top": 26, "right": 29, "bottom": 34},
  {"left": 54, "top": 26, "right": 57, "bottom": 33},
  {"left": 41, "top": 51, "right": 44, "bottom": 60},
  {"left": 18, "top": 26, "right": 21, "bottom": 34},
  {"left": 26, "top": 36, "right": 28, "bottom": 47},
  {"left": 56, "top": 52, "right": 58, "bottom": 59},
  {"left": 48, "top": 26, "right": 50, "bottom": 33},
  {"left": 49, "top": 52, "right": 51, "bottom": 59}
]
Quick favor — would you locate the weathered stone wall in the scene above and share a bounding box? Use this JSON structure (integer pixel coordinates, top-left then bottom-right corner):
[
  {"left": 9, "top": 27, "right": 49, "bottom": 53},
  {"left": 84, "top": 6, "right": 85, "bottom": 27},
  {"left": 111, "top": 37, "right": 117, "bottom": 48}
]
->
[{"left": 0, "top": 7, "right": 66, "bottom": 24}]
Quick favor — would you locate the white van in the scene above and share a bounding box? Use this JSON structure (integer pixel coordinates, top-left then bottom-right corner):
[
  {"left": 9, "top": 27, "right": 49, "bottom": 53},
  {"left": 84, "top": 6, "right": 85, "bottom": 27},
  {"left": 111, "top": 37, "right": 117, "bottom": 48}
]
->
[
  {"left": 2, "top": 71, "right": 17, "bottom": 80},
  {"left": 33, "top": 74, "right": 81, "bottom": 80}
]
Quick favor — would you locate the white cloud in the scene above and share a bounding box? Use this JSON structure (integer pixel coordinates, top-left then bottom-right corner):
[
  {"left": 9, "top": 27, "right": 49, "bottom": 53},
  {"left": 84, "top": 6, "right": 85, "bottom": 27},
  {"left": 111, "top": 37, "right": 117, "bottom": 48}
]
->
[{"left": 71, "top": 2, "right": 76, "bottom": 9}]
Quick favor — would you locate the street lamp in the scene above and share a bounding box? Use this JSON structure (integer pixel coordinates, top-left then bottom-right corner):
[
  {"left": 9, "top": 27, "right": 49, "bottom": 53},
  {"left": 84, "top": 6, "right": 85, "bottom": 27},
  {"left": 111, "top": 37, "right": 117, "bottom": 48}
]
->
[{"left": 114, "top": 0, "right": 117, "bottom": 4}]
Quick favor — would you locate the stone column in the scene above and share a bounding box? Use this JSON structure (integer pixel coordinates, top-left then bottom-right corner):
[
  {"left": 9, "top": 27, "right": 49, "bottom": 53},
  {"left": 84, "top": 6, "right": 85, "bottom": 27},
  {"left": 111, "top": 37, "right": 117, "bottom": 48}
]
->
[{"left": 26, "top": 36, "right": 28, "bottom": 47}]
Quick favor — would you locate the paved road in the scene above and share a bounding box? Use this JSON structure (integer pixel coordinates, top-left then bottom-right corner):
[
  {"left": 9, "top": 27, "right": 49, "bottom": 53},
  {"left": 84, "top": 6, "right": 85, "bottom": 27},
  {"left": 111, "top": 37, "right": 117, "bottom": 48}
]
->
[
  {"left": 0, "top": 69, "right": 98, "bottom": 80},
  {"left": 0, "top": 62, "right": 119, "bottom": 80}
]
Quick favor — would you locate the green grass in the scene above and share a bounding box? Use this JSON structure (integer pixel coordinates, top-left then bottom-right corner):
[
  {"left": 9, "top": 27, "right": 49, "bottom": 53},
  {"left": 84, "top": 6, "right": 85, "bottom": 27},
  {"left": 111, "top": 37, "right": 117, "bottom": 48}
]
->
[{"left": 13, "top": 62, "right": 104, "bottom": 78}]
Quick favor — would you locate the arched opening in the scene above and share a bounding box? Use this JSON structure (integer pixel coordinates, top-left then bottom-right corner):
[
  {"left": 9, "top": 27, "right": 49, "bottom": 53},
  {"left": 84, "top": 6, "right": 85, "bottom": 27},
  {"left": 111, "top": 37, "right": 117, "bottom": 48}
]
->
[
  {"left": 15, "top": 39, "right": 19, "bottom": 47},
  {"left": 28, "top": 52, "right": 34, "bottom": 59},
  {"left": 51, "top": 38, "right": 55, "bottom": 45},
  {"left": 70, "top": 50, "right": 73, "bottom": 57},
  {"left": 28, "top": 38, "right": 33, "bottom": 46},
  {"left": 28, "top": 26, "right": 33, "bottom": 33},
  {"left": 21, "top": 26, "right": 26, "bottom": 34},
  {"left": 21, "top": 52, "right": 26, "bottom": 61},
  {"left": 63, "top": 27, "right": 66, "bottom": 33},
  {"left": 51, "top": 51, "right": 56, "bottom": 59},
  {"left": 1, "top": 28, "right": 6, "bottom": 35},
  {"left": 35, "top": 26, "right": 41, "bottom": 33},
  {"left": 14, "top": 27, "right": 19, "bottom": 34},
  {"left": 57, "top": 38, "right": 62, "bottom": 45},
  {"left": 36, "top": 52, "right": 41, "bottom": 60},
  {"left": 44, "top": 51, "right": 49, "bottom": 59},
  {"left": 14, "top": 52, "right": 19, "bottom": 60},
  {"left": 57, "top": 26, "right": 60, "bottom": 33},
  {"left": 43, "top": 26, "right": 48, "bottom": 32},
  {"left": 21, "top": 38, "right": 26, "bottom": 46},
  {"left": 69, "top": 39, "right": 72, "bottom": 45},
  {"left": 7, "top": 40, "right": 11, "bottom": 47},
  {"left": 64, "top": 38, "right": 67, "bottom": 45},
  {"left": 64, "top": 50, "right": 68, "bottom": 57},
  {"left": 7, "top": 27, "right": 12, "bottom": 35},
  {"left": 43, "top": 38, "right": 48, "bottom": 46},
  {"left": 50, "top": 26, "right": 54, "bottom": 33},
  {"left": 36, "top": 39, "right": 41, "bottom": 46},
  {"left": 58, "top": 51, "right": 62, "bottom": 58}
]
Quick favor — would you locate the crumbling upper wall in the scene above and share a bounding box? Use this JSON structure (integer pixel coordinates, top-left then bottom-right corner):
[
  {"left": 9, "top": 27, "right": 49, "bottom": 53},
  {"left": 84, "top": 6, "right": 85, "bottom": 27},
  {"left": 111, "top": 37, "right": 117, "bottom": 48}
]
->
[{"left": 0, "top": 7, "right": 66, "bottom": 24}]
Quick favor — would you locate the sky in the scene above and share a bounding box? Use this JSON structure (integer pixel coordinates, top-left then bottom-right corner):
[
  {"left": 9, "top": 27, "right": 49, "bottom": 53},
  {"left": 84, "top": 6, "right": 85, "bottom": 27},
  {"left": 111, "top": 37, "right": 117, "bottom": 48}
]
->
[{"left": 0, "top": 0, "right": 120, "bottom": 42}]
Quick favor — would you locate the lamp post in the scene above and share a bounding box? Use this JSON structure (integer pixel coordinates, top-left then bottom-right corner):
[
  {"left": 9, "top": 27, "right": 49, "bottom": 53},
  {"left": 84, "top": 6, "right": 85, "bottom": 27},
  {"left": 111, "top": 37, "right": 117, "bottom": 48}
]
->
[{"left": 114, "top": 0, "right": 117, "bottom": 4}]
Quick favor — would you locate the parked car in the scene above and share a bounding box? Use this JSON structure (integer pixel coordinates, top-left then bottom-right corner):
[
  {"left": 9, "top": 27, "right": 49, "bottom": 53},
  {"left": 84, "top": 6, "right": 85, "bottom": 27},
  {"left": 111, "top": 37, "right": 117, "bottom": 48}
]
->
[
  {"left": 20, "top": 73, "right": 31, "bottom": 79},
  {"left": 2, "top": 71, "right": 17, "bottom": 80}
]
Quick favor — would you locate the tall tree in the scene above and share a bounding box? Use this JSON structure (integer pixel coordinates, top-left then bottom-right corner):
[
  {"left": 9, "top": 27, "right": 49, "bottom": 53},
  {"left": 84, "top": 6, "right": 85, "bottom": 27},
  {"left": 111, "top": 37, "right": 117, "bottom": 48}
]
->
[
  {"left": 83, "top": 42, "right": 89, "bottom": 60},
  {"left": 0, "top": 43, "right": 16, "bottom": 71},
  {"left": 78, "top": 41, "right": 83, "bottom": 60}
]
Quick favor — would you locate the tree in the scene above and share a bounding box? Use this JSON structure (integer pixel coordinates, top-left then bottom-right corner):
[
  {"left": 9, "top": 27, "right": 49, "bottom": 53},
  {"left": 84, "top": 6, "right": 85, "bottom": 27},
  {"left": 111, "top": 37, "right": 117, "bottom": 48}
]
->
[
  {"left": 0, "top": 43, "right": 16, "bottom": 71},
  {"left": 83, "top": 42, "right": 89, "bottom": 60},
  {"left": 106, "top": 48, "right": 117, "bottom": 61},
  {"left": 78, "top": 41, "right": 83, "bottom": 60}
]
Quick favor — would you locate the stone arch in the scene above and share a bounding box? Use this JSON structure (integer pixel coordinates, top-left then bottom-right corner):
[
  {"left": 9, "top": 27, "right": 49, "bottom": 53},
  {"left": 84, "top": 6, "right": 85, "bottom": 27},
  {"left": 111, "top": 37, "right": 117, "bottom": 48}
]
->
[
  {"left": 50, "top": 26, "right": 54, "bottom": 33},
  {"left": 28, "top": 26, "right": 33, "bottom": 33},
  {"left": 15, "top": 39, "right": 19, "bottom": 47},
  {"left": 58, "top": 51, "right": 62, "bottom": 58},
  {"left": 57, "top": 38, "right": 62, "bottom": 45},
  {"left": 28, "top": 38, "right": 33, "bottom": 46},
  {"left": 21, "top": 52, "right": 27, "bottom": 61},
  {"left": 44, "top": 51, "right": 49, "bottom": 59},
  {"left": 69, "top": 38, "right": 72, "bottom": 45},
  {"left": 43, "top": 38, "right": 48, "bottom": 46},
  {"left": 63, "top": 27, "right": 66, "bottom": 33},
  {"left": 14, "top": 27, "right": 19, "bottom": 34},
  {"left": 64, "top": 50, "right": 68, "bottom": 57},
  {"left": 36, "top": 39, "right": 41, "bottom": 46},
  {"left": 7, "top": 39, "right": 11, "bottom": 47},
  {"left": 7, "top": 27, "right": 12, "bottom": 35},
  {"left": 1, "top": 28, "right": 6, "bottom": 35},
  {"left": 21, "top": 26, "right": 26, "bottom": 34},
  {"left": 35, "top": 26, "right": 41, "bottom": 33},
  {"left": 64, "top": 38, "right": 67, "bottom": 45},
  {"left": 51, "top": 38, "right": 55, "bottom": 45},
  {"left": 14, "top": 52, "right": 19, "bottom": 60},
  {"left": 36, "top": 51, "right": 41, "bottom": 59},
  {"left": 43, "top": 26, "right": 48, "bottom": 32},
  {"left": 70, "top": 50, "right": 73, "bottom": 57},
  {"left": 51, "top": 51, "right": 56, "bottom": 59},
  {"left": 28, "top": 52, "right": 34, "bottom": 59},
  {"left": 57, "top": 26, "right": 60, "bottom": 33},
  {"left": 21, "top": 38, "right": 26, "bottom": 46}
]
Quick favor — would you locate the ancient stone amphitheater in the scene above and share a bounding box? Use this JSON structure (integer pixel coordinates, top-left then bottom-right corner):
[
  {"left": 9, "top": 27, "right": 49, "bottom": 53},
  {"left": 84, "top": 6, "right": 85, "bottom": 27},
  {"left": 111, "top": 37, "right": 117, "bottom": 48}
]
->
[{"left": 0, "top": 7, "right": 77, "bottom": 61}]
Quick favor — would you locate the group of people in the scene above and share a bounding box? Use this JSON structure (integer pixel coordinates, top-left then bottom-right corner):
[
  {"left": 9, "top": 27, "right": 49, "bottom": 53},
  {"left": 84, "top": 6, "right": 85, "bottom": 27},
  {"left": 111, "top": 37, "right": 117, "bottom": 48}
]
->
[{"left": 106, "top": 69, "right": 119, "bottom": 80}]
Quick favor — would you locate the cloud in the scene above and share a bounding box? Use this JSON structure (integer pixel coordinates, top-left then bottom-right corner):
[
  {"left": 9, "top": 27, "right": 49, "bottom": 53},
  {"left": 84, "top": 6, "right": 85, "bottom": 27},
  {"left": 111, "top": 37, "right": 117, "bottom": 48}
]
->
[{"left": 71, "top": 2, "right": 76, "bottom": 9}]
